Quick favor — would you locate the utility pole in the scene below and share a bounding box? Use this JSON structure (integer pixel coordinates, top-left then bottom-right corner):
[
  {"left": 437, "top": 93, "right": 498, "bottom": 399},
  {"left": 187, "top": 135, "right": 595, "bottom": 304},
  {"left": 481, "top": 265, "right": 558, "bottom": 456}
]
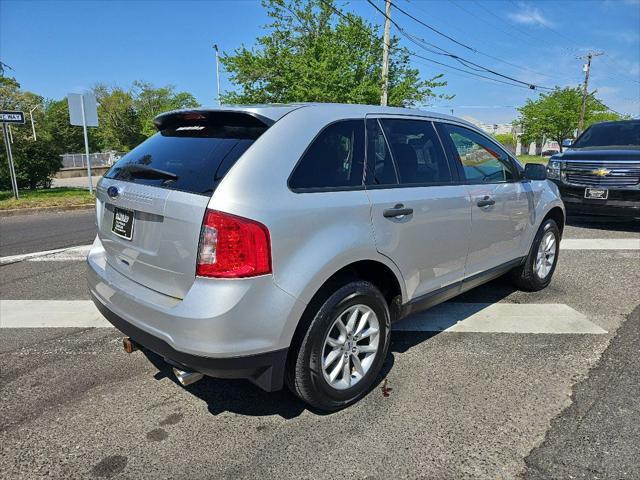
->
[
  {"left": 213, "top": 44, "right": 221, "bottom": 105},
  {"left": 2, "top": 123, "right": 19, "bottom": 199},
  {"left": 577, "top": 51, "right": 603, "bottom": 134},
  {"left": 380, "top": 0, "right": 391, "bottom": 106}
]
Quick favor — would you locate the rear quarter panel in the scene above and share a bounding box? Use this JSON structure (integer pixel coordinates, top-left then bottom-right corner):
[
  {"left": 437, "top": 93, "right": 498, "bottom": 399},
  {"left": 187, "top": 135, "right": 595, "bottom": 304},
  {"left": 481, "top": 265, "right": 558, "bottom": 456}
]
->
[{"left": 209, "top": 107, "right": 407, "bottom": 307}]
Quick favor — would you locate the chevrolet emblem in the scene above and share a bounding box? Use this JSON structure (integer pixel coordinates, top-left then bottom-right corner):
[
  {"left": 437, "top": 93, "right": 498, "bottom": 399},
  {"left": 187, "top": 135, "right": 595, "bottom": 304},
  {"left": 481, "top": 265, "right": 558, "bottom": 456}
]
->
[{"left": 592, "top": 168, "right": 611, "bottom": 177}]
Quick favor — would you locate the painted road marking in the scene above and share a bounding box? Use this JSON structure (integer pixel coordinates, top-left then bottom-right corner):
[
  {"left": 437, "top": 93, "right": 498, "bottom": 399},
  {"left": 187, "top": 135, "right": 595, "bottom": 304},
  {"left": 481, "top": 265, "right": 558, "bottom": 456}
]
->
[
  {"left": 1, "top": 300, "right": 606, "bottom": 334},
  {"left": 394, "top": 303, "right": 606, "bottom": 334},
  {"left": 0, "top": 245, "right": 92, "bottom": 265},
  {"left": 560, "top": 238, "right": 639, "bottom": 250},
  {"left": 1, "top": 238, "right": 637, "bottom": 266},
  {"left": 0, "top": 300, "right": 111, "bottom": 328}
]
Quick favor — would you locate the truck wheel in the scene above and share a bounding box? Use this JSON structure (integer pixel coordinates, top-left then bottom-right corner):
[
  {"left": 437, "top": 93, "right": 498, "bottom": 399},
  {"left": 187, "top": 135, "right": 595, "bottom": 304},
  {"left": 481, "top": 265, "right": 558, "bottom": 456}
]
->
[
  {"left": 286, "top": 281, "right": 391, "bottom": 411},
  {"left": 510, "top": 218, "right": 560, "bottom": 291}
]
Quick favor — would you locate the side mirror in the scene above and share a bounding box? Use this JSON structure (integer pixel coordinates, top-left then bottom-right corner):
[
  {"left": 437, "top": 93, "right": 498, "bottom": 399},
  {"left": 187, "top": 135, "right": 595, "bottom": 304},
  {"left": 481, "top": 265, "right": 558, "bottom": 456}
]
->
[
  {"left": 562, "top": 139, "right": 573, "bottom": 148},
  {"left": 524, "top": 163, "right": 547, "bottom": 181}
]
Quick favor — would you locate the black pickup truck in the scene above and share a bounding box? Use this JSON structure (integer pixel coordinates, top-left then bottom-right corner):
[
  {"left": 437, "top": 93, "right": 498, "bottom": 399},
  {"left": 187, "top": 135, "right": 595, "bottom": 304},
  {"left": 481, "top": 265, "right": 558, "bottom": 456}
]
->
[{"left": 547, "top": 119, "right": 640, "bottom": 218}]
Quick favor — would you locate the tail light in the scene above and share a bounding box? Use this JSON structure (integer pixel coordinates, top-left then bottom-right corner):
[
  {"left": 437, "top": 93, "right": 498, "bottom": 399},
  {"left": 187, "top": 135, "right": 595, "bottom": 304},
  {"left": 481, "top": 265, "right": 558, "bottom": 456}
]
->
[{"left": 196, "top": 210, "right": 271, "bottom": 278}]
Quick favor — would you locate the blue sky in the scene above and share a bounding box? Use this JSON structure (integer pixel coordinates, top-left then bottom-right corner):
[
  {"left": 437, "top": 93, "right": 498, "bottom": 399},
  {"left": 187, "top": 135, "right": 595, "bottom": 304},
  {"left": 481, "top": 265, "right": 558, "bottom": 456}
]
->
[{"left": 1, "top": 0, "right": 639, "bottom": 123}]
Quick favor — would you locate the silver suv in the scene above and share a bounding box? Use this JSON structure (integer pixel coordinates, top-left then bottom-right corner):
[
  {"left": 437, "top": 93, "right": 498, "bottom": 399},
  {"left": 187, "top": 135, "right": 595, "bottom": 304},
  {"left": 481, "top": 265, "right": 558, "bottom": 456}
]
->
[{"left": 88, "top": 104, "right": 564, "bottom": 410}]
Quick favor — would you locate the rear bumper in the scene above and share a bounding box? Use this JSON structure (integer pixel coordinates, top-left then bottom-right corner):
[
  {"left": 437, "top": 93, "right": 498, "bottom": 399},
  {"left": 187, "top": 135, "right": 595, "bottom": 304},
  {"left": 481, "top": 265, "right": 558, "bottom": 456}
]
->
[
  {"left": 92, "top": 294, "right": 287, "bottom": 391},
  {"left": 87, "top": 236, "right": 306, "bottom": 391},
  {"left": 553, "top": 182, "right": 640, "bottom": 217}
]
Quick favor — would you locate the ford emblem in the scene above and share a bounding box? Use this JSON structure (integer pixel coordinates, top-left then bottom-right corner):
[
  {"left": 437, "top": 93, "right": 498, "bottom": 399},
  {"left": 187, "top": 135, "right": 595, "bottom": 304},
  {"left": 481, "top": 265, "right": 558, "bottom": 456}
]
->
[{"left": 107, "top": 186, "right": 120, "bottom": 198}]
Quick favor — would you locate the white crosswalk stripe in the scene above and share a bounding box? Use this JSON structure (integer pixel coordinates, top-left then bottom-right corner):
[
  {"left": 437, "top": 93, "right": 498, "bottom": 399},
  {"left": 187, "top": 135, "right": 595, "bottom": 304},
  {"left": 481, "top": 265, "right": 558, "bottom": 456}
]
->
[
  {"left": 0, "top": 245, "right": 92, "bottom": 265},
  {"left": 0, "top": 300, "right": 606, "bottom": 334},
  {"left": 394, "top": 303, "right": 606, "bottom": 334},
  {"left": 560, "top": 238, "right": 639, "bottom": 250},
  {"left": 0, "top": 300, "right": 111, "bottom": 328}
]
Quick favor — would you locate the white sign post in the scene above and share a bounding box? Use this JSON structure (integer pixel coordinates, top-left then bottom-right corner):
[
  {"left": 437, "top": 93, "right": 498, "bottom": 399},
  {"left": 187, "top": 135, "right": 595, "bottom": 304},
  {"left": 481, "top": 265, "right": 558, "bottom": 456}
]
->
[
  {"left": 0, "top": 111, "right": 25, "bottom": 200},
  {"left": 68, "top": 92, "right": 98, "bottom": 194}
]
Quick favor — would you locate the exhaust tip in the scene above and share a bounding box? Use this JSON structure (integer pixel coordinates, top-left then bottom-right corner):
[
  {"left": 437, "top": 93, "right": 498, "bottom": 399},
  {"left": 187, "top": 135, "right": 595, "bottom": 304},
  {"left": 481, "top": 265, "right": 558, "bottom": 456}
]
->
[{"left": 172, "top": 368, "right": 204, "bottom": 387}]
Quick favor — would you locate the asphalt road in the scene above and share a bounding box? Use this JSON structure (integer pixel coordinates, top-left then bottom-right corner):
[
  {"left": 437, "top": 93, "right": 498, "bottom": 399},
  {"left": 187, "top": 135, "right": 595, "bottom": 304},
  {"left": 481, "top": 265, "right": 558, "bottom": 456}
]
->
[
  {"left": 0, "top": 213, "right": 639, "bottom": 479},
  {"left": 0, "top": 209, "right": 97, "bottom": 257},
  {"left": 525, "top": 305, "right": 640, "bottom": 480}
]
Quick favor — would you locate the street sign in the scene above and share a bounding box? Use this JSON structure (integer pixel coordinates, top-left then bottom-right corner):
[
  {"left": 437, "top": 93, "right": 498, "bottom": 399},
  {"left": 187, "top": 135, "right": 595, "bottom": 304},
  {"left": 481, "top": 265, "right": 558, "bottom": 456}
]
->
[
  {"left": 1, "top": 113, "right": 23, "bottom": 199},
  {"left": 68, "top": 93, "right": 98, "bottom": 127},
  {"left": 0, "top": 111, "right": 25, "bottom": 124},
  {"left": 67, "top": 92, "right": 98, "bottom": 194}
]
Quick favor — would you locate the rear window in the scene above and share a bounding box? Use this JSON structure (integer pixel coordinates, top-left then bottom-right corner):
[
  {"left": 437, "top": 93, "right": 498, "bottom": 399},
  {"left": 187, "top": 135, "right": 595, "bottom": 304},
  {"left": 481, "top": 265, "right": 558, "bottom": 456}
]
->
[
  {"left": 573, "top": 121, "right": 640, "bottom": 148},
  {"left": 104, "top": 124, "right": 266, "bottom": 196}
]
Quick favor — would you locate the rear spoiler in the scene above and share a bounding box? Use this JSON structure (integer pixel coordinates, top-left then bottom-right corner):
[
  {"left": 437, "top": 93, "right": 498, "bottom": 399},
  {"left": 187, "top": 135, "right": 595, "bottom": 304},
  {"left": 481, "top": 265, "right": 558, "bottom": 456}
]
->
[{"left": 153, "top": 109, "right": 275, "bottom": 131}]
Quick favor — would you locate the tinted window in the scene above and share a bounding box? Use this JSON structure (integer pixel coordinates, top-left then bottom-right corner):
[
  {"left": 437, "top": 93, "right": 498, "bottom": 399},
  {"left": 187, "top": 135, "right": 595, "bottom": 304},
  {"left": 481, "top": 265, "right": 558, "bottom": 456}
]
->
[
  {"left": 380, "top": 119, "right": 452, "bottom": 184},
  {"left": 105, "top": 124, "right": 265, "bottom": 196},
  {"left": 572, "top": 121, "right": 640, "bottom": 148},
  {"left": 289, "top": 120, "right": 365, "bottom": 190},
  {"left": 365, "top": 119, "right": 398, "bottom": 186},
  {"left": 443, "top": 124, "right": 515, "bottom": 183}
]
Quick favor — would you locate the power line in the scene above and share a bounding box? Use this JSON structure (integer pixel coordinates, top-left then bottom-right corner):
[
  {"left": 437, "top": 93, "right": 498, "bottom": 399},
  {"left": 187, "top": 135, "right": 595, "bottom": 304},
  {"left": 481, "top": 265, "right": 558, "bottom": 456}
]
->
[
  {"left": 470, "top": 0, "right": 577, "bottom": 55},
  {"left": 366, "top": 0, "right": 553, "bottom": 90},
  {"left": 600, "top": 55, "right": 640, "bottom": 86},
  {"left": 318, "top": 0, "right": 535, "bottom": 90},
  {"left": 502, "top": 0, "right": 639, "bottom": 87},
  {"left": 390, "top": 0, "right": 559, "bottom": 81},
  {"left": 390, "top": 0, "right": 477, "bottom": 53},
  {"left": 450, "top": 0, "right": 575, "bottom": 60},
  {"left": 505, "top": 0, "right": 580, "bottom": 48}
]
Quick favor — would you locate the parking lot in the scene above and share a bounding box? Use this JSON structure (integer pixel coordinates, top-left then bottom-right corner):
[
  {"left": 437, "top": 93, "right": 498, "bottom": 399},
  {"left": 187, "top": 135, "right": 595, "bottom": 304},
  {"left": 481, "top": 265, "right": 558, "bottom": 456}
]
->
[{"left": 1, "top": 211, "right": 639, "bottom": 479}]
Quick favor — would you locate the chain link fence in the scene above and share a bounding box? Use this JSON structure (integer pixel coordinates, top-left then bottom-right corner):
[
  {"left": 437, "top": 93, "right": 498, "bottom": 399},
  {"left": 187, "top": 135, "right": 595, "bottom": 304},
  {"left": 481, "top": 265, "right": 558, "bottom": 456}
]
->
[{"left": 60, "top": 151, "right": 123, "bottom": 169}]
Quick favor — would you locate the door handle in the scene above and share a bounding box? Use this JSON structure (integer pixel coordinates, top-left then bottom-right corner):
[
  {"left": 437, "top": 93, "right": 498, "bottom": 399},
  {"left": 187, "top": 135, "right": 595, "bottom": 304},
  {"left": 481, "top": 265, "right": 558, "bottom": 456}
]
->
[
  {"left": 383, "top": 203, "right": 414, "bottom": 218},
  {"left": 476, "top": 196, "right": 496, "bottom": 208}
]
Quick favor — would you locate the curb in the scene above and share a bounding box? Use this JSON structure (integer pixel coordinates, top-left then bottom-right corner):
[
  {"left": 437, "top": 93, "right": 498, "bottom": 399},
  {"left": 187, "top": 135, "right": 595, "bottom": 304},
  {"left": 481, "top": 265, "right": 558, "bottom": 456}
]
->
[{"left": 0, "top": 203, "right": 95, "bottom": 218}]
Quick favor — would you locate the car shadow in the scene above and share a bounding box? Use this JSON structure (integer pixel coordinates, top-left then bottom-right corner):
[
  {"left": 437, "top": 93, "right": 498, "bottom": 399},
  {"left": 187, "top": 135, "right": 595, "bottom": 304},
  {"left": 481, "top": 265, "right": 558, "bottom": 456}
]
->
[
  {"left": 140, "top": 278, "right": 518, "bottom": 419},
  {"left": 567, "top": 215, "right": 640, "bottom": 233},
  {"left": 142, "top": 348, "right": 312, "bottom": 419},
  {"left": 390, "top": 278, "right": 519, "bottom": 355}
]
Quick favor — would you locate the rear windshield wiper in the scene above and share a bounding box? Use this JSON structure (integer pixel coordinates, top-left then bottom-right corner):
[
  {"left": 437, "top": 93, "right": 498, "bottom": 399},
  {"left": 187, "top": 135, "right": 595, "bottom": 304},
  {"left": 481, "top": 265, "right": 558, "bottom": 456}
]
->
[{"left": 119, "top": 164, "right": 178, "bottom": 181}]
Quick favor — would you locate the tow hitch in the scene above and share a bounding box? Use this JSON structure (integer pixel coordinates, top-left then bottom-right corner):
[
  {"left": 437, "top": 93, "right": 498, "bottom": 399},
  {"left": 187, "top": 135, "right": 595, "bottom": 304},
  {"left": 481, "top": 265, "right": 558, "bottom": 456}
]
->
[{"left": 122, "top": 337, "right": 140, "bottom": 353}]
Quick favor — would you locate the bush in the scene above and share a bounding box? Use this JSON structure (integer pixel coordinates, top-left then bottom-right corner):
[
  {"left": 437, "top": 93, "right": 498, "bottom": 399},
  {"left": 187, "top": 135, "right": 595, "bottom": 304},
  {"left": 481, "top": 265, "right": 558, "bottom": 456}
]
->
[
  {"left": 493, "top": 132, "right": 516, "bottom": 155},
  {"left": 0, "top": 138, "right": 62, "bottom": 190}
]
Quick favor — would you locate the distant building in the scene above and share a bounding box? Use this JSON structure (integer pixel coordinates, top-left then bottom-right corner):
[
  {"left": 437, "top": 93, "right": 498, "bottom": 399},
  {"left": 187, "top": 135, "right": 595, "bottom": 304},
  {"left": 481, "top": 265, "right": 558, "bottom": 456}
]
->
[{"left": 461, "top": 116, "right": 513, "bottom": 136}]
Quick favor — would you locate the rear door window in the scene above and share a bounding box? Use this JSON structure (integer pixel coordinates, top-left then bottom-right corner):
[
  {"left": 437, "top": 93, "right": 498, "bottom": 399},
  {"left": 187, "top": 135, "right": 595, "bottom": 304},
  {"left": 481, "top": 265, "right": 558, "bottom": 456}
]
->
[
  {"left": 104, "top": 124, "right": 266, "bottom": 196},
  {"left": 289, "top": 120, "right": 365, "bottom": 190},
  {"left": 379, "top": 118, "right": 452, "bottom": 185},
  {"left": 365, "top": 118, "right": 398, "bottom": 186}
]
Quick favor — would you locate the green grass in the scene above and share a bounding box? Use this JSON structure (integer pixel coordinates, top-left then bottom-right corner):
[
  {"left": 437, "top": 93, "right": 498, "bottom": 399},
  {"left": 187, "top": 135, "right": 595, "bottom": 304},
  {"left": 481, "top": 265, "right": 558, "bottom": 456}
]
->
[
  {"left": 517, "top": 155, "right": 549, "bottom": 165},
  {"left": 0, "top": 187, "right": 94, "bottom": 210}
]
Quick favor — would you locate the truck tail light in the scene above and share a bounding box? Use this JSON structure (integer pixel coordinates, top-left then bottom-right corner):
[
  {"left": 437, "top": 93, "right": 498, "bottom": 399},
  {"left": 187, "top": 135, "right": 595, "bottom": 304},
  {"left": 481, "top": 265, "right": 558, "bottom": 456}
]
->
[{"left": 196, "top": 210, "right": 271, "bottom": 278}]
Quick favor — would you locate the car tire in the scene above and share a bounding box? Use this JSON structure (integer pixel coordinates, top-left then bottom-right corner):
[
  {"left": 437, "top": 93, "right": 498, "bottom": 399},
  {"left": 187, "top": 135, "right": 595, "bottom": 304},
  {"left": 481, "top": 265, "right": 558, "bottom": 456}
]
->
[
  {"left": 510, "top": 218, "right": 560, "bottom": 292},
  {"left": 286, "top": 280, "right": 391, "bottom": 411}
]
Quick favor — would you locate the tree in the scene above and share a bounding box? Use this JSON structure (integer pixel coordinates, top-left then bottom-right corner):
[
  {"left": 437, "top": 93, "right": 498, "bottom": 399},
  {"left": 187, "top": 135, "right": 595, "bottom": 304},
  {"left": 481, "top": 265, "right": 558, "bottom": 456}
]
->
[
  {"left": 516, "top": 87, "right": 623, "bottom": 152},
  {"left": 0, "top": 73, "right": 200, "bottom": 190},
  {"left": 94, "top": 84, "right": 145, "bottom": 152},
  {"left": 94, "top": 82, "right": 199, "bottom": 151},
  {"left": 0, "top": 74, "right": 63, "bottom": 190},
  {"left": 221, "top": 0, "right": 450, "bottom": 106},
  {"left": 492, "top": 132, "right": 516, "bottom": 154},
  {"left": 131, "top": 81, "right": 199, "bottom": 138},
  {"left": 44, "top": 99, "right": 100, "bottom": 155}
]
